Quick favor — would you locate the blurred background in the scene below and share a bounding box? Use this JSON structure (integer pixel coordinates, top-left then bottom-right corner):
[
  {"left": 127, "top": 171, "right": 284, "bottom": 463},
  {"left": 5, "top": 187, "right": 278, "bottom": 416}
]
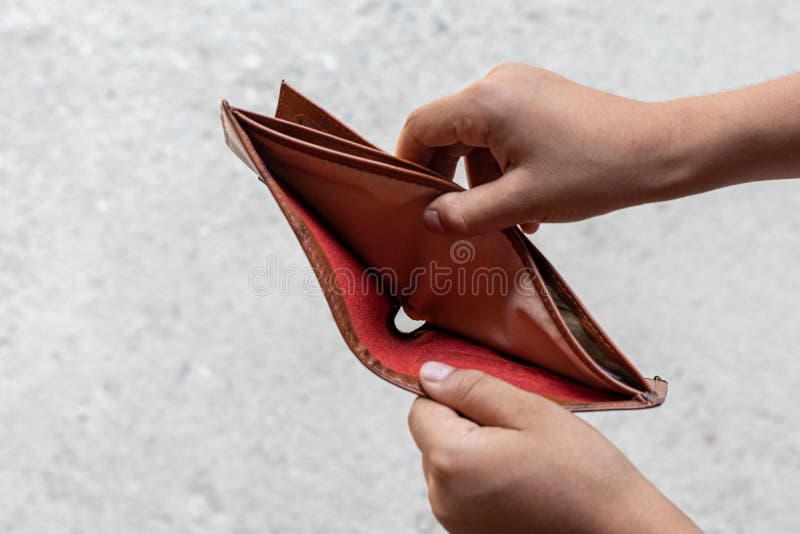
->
[{"left": 2, "top": 1, "right": 799, "bottom": 532}]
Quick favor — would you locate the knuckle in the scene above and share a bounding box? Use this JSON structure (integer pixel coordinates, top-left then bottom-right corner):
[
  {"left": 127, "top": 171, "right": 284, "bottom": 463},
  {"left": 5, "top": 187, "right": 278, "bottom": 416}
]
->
[
  {"left": 465, "top": 75, "right": 501, "bottom": 107},
  {"left": 427, "top": 443, "right": 471, "bottom": 484},
  {"left": 402, "top": 107, "right": 424, "bottom": 132},
  {"left": 427, "top": 447, "right": 458, "bottom": 478},
  {"left": 428, "top": 487, "right": 455, "bottom": 525},
  {"left": 462, "top": 79, "right": 497, "bottom": 109},
  {"left": 447, "top": 92, "right": 493, "bottom": 146},
  {"left": 487, "top": 60, "right": 522, "bottom": 76},
  {"left": 437, "top": 194, "right": 471, "bottom": 235},
  {"left": 461, "top": 79, "right": 509, "bottom": 129},
  {"left": 451, "top": 113, "right": 476, "bottom": 140},
  {"left": 453, "top": 370, "right": 490, "bottom": 408}
]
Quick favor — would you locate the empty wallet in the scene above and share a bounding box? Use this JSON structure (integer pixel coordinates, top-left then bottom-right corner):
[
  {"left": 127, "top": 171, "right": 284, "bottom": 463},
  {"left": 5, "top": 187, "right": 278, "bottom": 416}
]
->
[{"left": 220, "top": 82, "right": 667, "bottom": 412}]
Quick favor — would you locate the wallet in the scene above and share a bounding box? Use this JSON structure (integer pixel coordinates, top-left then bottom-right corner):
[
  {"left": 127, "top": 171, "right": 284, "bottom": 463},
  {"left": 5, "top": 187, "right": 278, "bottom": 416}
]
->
[{"left": 221, "top": 82, "right": 667, "bottom": 412}]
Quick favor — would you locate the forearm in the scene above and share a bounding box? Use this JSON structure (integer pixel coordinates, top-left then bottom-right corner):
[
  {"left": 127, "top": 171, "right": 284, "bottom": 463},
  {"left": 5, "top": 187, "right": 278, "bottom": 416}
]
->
[
  {"left": 652, "top": 73, "right": 800, "bottom": 202},
  {"left": 608, "top": 472, "right": 702, "bottom": 534}
]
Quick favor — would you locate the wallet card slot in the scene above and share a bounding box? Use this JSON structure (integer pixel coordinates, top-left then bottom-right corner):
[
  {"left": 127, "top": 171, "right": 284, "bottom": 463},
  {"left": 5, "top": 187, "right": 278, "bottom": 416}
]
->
[
  {"left": 233, "top": 106, "right": 648, "bottom": 396},
  {"left": 274, "top": 81, "right": 378, "bottom": 148},
  {"left": 257, "top": 171, "right": 663, "bottom": 410},
  {"left": 539, "top": 259, "right": 647, "bottom": 389},
  {"left": 235, "top": 110, "right": 443, "bottom": 180}
]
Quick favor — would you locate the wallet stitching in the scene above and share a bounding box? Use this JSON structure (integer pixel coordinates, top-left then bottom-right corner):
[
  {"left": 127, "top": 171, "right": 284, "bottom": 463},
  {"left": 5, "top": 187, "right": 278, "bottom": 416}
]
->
[
  {"left": 237, "top": 109, "right": 440, "bottom": 177},
  {"left": 227, "top": 103, "right": 657, "bottom": 407},
  {"left": 242, "top": 122, "right": 461, "bottom": 191},
  {"left": 531, "top": 246, "right": 649, "bottom": 392},
  {"left": 245, "top": 122, "right": 640, "bottom": 394},
  {"left": 228, "top": 101, "right": 648, "bottom": 399},
  {"left": 278, "top": 87, "right": 374, "bottom": 147},
  {"left": 270, "top": 88, "right": 645, "bottom": 391},
  {"left": 294, "top": 113, "right": 324, "bottom": 131},
  {"left": 527, "top": 258, "right": 635, "bottom": 393},
  {"left": 551, "top": 276, "right": 637, "bottom": 387},
  {"left": 552, "top": 277, "right": 625, "bottom": 372},
  {"left": 260, "top": 124, "right": 637, "bottom": 393},
  {"left": 229, "top": 100, "right": 424, "bottom": 393},
  {"left": 272, "top": 179, "right": 423, "bottom": 392}
]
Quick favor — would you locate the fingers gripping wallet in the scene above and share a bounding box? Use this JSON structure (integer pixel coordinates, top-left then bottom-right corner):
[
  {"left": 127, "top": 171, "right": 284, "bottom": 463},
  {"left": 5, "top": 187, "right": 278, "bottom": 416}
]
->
[{"left": 221, "top": 82, "right": 667, "bottom": 412}]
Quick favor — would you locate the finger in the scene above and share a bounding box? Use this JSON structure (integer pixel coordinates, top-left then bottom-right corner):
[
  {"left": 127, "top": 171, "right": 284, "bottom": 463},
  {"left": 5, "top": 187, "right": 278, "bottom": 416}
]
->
[
  {"left": 408, "top": 396, "right": 478, "bottom": 453},
  {"left": 427, "top": 142, "right": 475, "bottom": 179},
  {"left": 422, "top": 166, "right": 535, "bottom": 236},
  {"left": 418, "top": 361, "right": 555, "bottom": 429},
  {"left": 520, "top": 221, "right": 540, "bottom": 233},
  {"left": 465, "top": 147, "right": 502, "bottom": 188},
  {"left": 395, "top": 92, "right": 492, "bottom": 167}
]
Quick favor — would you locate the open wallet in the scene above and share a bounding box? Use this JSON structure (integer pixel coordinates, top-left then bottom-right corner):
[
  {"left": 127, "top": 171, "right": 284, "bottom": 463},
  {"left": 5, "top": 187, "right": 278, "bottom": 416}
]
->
[{"left": 220, "top": 82, "right": 667, "bottom": 412}]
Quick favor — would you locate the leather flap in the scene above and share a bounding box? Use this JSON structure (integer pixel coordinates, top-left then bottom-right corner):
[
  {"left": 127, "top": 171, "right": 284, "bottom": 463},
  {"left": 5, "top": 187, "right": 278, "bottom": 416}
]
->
[{"left": 219, "top": 85, "right": 669, "bottom": 412}]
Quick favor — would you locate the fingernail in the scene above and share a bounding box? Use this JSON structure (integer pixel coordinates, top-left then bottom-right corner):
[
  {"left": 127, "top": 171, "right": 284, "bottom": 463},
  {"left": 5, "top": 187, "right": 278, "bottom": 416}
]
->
[
  {"left": 422, "top": 209, "right": 445, "bottom": 233},
  {"left": 420, "top": 361, "right": 455, "bottom": 382},
  {"left": 520, "top": 221, "right": 540, "bottom": 234}
]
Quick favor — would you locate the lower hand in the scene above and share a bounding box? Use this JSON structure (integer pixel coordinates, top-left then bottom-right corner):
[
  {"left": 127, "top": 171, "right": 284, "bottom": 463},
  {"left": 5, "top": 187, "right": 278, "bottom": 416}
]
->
[{"left": 408, "top": 362, "right": 700, "bottom": 533}]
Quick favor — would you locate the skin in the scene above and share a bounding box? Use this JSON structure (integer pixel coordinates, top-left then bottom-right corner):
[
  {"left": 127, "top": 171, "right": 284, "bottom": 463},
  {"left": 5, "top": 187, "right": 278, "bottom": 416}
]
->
[
  {"left": 399, "top": 62, "right": 800, "bottom": 532},
  {"left": 409, "top": 363, "right": 700, "bottom": 534},
  {"left": 396, "top": 61, "right": 800, "bottom": 235}
]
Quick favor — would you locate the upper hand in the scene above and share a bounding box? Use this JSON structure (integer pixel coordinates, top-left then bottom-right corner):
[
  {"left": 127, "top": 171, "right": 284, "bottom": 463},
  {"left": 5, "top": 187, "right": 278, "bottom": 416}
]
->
[{"left": 395, "top": 62, "right": 680, "bottom": 235}]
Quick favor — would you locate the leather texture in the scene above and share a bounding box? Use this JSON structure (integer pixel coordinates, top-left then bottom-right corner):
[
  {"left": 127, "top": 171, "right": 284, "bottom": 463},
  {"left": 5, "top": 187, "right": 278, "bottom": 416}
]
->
[{"left": 220, "top": 82, "right": 667, "bottom": 411}]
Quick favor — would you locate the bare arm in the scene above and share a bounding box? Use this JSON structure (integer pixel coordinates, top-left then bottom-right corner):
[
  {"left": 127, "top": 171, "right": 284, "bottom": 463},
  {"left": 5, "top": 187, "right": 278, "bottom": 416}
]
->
[
  {"left": 408, "top": 362, "right": 701, "bottom": 534},
  {"left": 659, "top": 73, "right": 800, "bottom": 199},
  {"left": 395, "top": 62, "right": 800, "bottom": 235},
  {"left": 397, "top": 63, "right": 800, "bottom": 532}
]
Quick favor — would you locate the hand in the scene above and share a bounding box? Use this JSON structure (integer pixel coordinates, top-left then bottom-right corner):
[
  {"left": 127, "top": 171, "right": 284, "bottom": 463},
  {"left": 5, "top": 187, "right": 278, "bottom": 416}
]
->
[
  {"left": 395, "top": 61, "right": 675, "bottom": 234},
  {"left": 396, "top": 62, "right": 800, "bottom": 235},
  {"left": 408, "top": 362, "right": 700, "bottom": 534}
]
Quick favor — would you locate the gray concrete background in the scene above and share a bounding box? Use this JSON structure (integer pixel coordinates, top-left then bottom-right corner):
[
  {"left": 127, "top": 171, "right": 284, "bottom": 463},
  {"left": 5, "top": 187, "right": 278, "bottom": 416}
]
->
[{"left": 2, "top": 1, "right": 799, "bottom": 532}]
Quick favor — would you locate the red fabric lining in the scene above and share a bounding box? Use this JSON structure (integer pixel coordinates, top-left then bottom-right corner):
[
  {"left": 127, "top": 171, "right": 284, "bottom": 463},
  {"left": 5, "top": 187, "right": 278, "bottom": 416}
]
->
[{"left": 279, "top": 182, "right": 621, "bottom": 404}]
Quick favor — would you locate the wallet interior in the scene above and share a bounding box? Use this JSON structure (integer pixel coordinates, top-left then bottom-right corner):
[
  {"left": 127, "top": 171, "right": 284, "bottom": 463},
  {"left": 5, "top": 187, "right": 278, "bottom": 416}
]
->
[{"left": 221, "top": 83, "right": 667, "bottom": 411}]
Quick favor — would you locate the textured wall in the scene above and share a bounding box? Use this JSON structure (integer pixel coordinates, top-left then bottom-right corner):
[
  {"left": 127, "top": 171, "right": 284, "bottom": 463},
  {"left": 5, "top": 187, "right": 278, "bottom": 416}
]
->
[{"left": 2, "top": 1, "right": 799, "bottom": 532}]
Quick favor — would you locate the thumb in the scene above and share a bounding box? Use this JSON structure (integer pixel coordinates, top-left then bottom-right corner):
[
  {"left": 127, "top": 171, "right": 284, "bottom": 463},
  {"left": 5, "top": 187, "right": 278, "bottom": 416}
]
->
[
  {"left": 418, "top": 361, "right": 554, "bottom": 429},
  {"left": 422, "top": 166, "right": 535, "bottom": 236}
]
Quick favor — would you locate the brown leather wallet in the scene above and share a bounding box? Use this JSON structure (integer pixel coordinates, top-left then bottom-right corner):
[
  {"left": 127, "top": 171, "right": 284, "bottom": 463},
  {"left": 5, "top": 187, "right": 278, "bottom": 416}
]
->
[{"left": 221, "top": 82, "right": 667, "bottom": 412}]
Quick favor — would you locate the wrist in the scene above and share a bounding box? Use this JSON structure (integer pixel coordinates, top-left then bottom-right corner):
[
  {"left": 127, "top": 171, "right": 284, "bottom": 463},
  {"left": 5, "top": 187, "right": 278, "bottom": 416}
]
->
[
  {"left": 637, "top": 97, "right": 725, "bottom": 204},
  {"left": 645, "top": 85, "right": 789, "bottom": 204},
  {"left": 604, "top": 470, "right": 701, "bottom": 534}
]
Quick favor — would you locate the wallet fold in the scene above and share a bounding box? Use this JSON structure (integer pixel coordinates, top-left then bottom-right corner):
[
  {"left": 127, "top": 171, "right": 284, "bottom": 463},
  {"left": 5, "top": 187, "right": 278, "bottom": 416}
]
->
[{"left": 221, "top": 82, "right": 667, "bottom": 412}]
